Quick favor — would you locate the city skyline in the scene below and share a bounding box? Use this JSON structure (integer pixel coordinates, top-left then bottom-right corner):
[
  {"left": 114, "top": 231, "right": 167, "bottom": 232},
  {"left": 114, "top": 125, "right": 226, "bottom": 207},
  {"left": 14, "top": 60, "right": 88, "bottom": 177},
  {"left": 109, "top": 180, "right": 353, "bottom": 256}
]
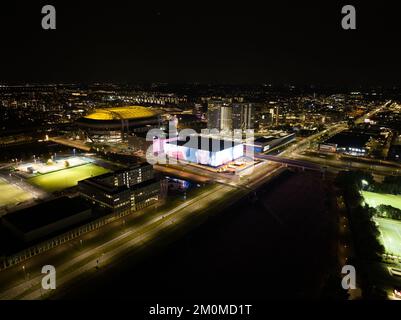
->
[{"left": 1, "top": 0, "right": 401, "bottom": 306}]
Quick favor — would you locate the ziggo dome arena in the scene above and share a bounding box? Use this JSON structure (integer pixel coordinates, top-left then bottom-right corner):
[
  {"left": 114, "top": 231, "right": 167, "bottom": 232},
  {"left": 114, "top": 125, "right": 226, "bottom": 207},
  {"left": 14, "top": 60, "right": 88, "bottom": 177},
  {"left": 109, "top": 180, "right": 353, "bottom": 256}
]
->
[{"left": 76, "top": 106, "right": 160, "bottom": 143}]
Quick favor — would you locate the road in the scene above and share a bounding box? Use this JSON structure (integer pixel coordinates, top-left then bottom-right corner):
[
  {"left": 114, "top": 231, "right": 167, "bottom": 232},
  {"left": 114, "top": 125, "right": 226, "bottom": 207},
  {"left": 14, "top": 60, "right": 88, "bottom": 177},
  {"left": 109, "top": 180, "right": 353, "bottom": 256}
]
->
[
  {"left": 255, "top": 154, "right": 322, "bottom": 171},
  {"left": 0, "top": 150, "right": 282, "bottom": 299},
  {"left": 48, "top": 137, "right": 91, "bottom": 152},
  {"left": 294, "top": 151, "right": 401, "bottom": 176},
  {"left": 283, "top": 123, "right": 348, "bottom": 157},
  {"left": 154, "top": 163, "right": 212, "bottom": 183},
  {"left": 0, "top": 99, "right": 396, "bottom": 300},
  {"left": 271, "top": 101, "right": 401, "bottom": 176},
  {"left": 354, "top": 100, "right": 391, "bottom": 125},
  {"left": 0, "top": 183, "right": 230, "bottom": 299},
  {"left": 2, "top": 102, "right": 391, "bottom": 299}
]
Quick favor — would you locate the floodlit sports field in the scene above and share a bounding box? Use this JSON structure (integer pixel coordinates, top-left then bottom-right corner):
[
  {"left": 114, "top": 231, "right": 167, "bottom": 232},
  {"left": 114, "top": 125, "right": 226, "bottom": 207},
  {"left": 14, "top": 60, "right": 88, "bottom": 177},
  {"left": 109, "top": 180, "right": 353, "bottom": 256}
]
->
[
  {"left": 17, "top": 156, "right": 93, "bottom": 175},
  {"left": 362, "top": 191, "right": 401, "bottom": 210},
  {"left": 0, "top": 178, "right": 33, "bottom": 207},
  {"left": 28, "top": 163, "right": 109, "bottom": 192},
  {"left": 362, "top": 191, "right": 401, "bottom": 256},
  {"left": 374, "top": 217, "right": 401, "bottom": 257}
]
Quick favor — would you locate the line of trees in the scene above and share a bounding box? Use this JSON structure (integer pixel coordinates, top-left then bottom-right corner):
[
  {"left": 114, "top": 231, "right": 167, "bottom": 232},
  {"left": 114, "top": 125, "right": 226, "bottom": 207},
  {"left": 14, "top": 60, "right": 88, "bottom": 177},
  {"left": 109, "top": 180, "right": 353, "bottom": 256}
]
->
[
  {"left": 375, "top": 204, "right": 401, "bottom": 220},
  {"left": 370, "top": 176, "right": 401, "bottom": 195},
  {"left": 335, "top": 171, "right": 384, "bottom": 260},
  {"left": 357, "top": 173, "right": 401, "bottom": 220},
  {"left": 336, "top": 171, "right": 386, "bottom": 300}
]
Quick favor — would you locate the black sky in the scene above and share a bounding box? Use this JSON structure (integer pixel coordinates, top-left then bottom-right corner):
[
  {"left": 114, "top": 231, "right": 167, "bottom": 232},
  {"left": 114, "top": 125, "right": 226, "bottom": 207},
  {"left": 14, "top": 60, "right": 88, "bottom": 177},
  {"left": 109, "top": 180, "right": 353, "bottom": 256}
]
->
[{"left": 0, "top": 1, "right": 400, "bottom": 86}]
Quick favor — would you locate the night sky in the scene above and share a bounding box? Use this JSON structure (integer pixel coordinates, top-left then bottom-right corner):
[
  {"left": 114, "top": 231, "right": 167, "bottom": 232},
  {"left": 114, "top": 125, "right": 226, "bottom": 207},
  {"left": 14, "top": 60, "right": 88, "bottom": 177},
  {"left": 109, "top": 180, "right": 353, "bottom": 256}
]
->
[{"left": 0, "top": 1, "right": 400, "bottom": 86}]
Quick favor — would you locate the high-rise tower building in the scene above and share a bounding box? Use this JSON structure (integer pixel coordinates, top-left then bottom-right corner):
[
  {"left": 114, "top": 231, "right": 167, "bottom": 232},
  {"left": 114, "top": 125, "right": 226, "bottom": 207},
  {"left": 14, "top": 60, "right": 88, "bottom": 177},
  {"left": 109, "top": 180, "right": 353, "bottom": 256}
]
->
[
  {"left": 207, "top": 101, "right": 253, "bottom": 132},
  {"left": 207, "top": 100, "right": 231, "bottom": 131},
  {"left": 232, "top": 103, "right": 254, "bottom": 130},
  {"left": 220, "top": 105, "right": 232, "bottom": 131}
]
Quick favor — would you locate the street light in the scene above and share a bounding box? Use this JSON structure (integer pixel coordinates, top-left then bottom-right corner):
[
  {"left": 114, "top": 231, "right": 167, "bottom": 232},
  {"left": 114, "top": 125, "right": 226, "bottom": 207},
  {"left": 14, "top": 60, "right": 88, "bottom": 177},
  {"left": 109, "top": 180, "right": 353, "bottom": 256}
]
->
[
  {"left": 97, "top": 253, "right": 105, "bottom": 268},
  {"left": 361, "top": 179, "right": 369, "bottom": 188}
]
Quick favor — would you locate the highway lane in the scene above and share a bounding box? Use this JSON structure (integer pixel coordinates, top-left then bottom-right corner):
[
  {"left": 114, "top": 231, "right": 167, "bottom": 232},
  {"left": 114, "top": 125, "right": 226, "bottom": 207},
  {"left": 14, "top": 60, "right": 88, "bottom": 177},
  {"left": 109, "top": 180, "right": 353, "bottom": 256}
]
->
[
  {"left": 48, "top": 137, "right": 91, "bottom": 152},
  {"left": 0, "top": 183, "right": 228, "bottom": 299},
  {"left": 282, "top": 123, "right": 348, "bottom": 157},
  {"left": 43, "top": 161, "right": 283, "bottom": 300},
  {"left": 1, "top": 101, "right": 391, "bottom": 299},
  {"left": 154, "top": 163, "right": 211, "bottom": 183},
  {"left": 354, "top": 100, "right": 392, "bottom": 125},
  {"left": 294, "top": 153, "right": 401, "bottom": 176},
  {"left": 267, "top": 101, "right": 401, "bottom": 176},
  {"left": 20, "top": 183, "right": 242, "bottom": 300},
  {"left": 255, "top": 154, "right": 322, "bottom": 171},
  {"left": 0, "top": 154, "right": 282, "bottom": 299},
  {"left": 2, "top": 108, "right": 339, "bottom": 300}
]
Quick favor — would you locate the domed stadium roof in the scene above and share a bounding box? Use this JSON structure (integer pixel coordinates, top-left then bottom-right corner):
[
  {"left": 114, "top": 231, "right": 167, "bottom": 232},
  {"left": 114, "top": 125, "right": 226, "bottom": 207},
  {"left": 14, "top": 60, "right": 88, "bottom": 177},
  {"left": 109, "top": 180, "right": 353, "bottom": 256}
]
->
[{"left": 84, "top": 106, "right": 157, "bottom": 121}]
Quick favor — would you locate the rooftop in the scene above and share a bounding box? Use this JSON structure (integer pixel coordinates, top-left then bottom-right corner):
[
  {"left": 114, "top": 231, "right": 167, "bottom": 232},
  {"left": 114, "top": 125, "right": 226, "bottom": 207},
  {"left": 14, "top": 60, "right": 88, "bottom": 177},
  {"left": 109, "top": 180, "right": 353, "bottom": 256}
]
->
[
  {"left": 325, "top": 131, "right": 372, "bottom": 148},
  {"left": 166, "top": 136, "right": 242, "bottom": 152},
  {"left": 79, "top": 176, "right": 160, "bottom": 194},
  {"left": 254, "top": 136, "right": 277, "bottom": 144},
  {"left": 2, "top": 197, "right": 91, "bottom": 233},
  {"left": 84, "top": 106, "right": 157, "bottom": 121}
]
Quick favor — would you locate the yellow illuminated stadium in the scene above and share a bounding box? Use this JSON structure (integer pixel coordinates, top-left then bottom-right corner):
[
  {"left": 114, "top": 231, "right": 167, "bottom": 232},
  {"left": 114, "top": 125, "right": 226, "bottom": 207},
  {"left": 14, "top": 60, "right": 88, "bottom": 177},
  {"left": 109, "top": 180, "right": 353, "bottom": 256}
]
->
[
  {"left": 76, "top": 105, "right": 160, "bottom": 142},
  {"left": 84, "top": 106, "right": 157, "bottom": 120}
]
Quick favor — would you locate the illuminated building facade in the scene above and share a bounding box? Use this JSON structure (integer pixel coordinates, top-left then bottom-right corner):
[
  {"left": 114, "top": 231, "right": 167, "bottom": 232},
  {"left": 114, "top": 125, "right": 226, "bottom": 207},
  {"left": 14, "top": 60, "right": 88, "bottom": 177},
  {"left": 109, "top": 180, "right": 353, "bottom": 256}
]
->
[
  {"left": 76, "top": 106, "right": 160, "bottom": 143},
  {"left": 78, "top": 163, "right": 166, "bottom": 213},
  {"left": 232, "top": 103, "right": 254, "bottom": 131},
  {"left": 164, "top": 136, "right": 244, "bottom": 167},
  {"left": 207, "top": 100, "right": 231, "bottom": 131},
  {"left": 207, "top": 101, "right": 254, "bottom": 132}
]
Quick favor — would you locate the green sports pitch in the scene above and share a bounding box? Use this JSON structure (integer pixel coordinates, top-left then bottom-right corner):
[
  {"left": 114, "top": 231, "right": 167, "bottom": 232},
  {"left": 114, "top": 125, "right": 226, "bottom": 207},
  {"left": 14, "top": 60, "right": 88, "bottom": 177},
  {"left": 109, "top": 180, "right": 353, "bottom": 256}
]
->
[
  {"left": 362, "top": 191, "right": 401, "bottom": 210},
  {"left": 374, "top": 217, "right": 401, "bottom": 257},
  {"left": 0, "top": 178, "right": 33, "bottom": 207},
  {"left": 362, "top": 191, "right": 401, "bottom": 256},
  {"left": 28, "top": 163, "right": 110, "bottom": 192}
]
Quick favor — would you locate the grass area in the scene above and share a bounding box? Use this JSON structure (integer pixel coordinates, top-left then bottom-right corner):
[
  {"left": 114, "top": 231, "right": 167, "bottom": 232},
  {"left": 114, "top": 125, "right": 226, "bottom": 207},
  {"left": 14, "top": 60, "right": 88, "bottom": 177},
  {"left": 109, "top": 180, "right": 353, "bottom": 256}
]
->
[
  {"left": 362, "top": 191, "right": 401, "bottom": 210},
  {"left": 0, "top": 178, "right": 33, "bottom": 207},
  {"left": 361, "top": 191, "right": 401, "bottom": 256},
  {"left": 28, "top": 163, "right": 110, "bottom": 192},
  {"left": 374, "top": 217, "right": 401, "bottom": 257}
]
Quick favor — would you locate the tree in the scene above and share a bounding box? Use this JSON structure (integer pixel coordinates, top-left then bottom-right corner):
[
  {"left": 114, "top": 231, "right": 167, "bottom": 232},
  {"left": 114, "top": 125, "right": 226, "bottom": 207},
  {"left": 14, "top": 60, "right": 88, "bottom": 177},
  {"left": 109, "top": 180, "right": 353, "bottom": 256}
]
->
[
  {"left": 376, "top": 205, "right": 401, "bottom": 220},
  {"left": 336, "top": 171, "right": 384, "bottom": 260},
  {"left": 320, "top": 273, "right": 350, "bottom": 301}
]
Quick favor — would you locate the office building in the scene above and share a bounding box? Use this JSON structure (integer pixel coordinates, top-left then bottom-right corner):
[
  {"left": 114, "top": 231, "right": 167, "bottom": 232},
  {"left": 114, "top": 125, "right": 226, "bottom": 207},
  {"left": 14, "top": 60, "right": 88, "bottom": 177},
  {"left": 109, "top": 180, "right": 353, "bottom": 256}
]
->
[
  {"left": 207, "top": 101, "right": 254, "bottom": 132},
  {"left": 232, "top": 103, "right": 254, "bottom": 130},
  {"left": 78, "top": 163, "right": 166, "bottom": 213},
  {"left": 207, "top": 100, "right": 231, "bottom": 131},
  {"left": 96, "top": 162, "right": 154, "bottom": 188}
]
